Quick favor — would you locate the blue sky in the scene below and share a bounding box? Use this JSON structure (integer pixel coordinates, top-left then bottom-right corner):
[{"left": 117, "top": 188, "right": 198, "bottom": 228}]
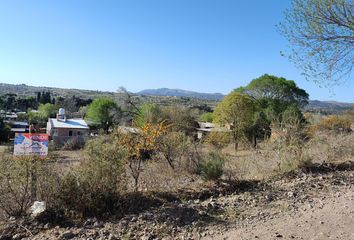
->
[{"left": 0, "top": 0, "right": 353, "bottom": 101}]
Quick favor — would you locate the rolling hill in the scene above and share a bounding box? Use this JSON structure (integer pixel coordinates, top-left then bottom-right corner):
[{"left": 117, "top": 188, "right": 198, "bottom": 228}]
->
[
  {"left": 0, "top": 83, "right": 352, "bottom": 112},
  {"left": 137, "top": 88, "right": 224, "bottom": 100}
]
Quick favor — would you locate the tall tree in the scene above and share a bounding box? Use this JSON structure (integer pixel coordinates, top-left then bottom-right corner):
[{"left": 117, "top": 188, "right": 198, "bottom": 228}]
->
[
  {"left": 279, "top": 0, "right": 353, "bottom": 84},
  {"left": 242, "top": 74, "right": 309, "bottom": 120},
  {"left": 85, "top": 98, "right": 122, "bottom": 133},
  {"left": 214, "top": 92, "right": 256, "bottom": 151}
]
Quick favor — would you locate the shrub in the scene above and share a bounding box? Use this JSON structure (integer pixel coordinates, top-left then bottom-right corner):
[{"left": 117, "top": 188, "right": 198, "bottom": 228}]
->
[
  {"left": 61, "top": 138, "right": 83, "bottom": 150},
  {"left": 198, "top": 152, "right": 225, "bottom": 180},
  {"left": 57, "top": 135, "right": 127, "bottom": 217},
  {"left": 316, "top": 115, "right": 352, "bottom": 132},
  {"left": 158, "top": 131, "right": 192, "bottom": 169},
  {"left": 204, "top": 131, "right": 232, "bottom": 150},
  {"left": 0, "top": 155, "right": 59, "bottom": 217},
  {"left": 199, "top": 112, "right": 214, "bottom": 122}
]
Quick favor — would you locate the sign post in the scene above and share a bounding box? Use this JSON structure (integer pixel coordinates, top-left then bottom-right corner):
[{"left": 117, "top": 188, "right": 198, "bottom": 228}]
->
[
  {"left": 13, "top": 133, "right": 49, "bottom": 201},
  {"left": 14, "top": 133, "right": 49, "bottom": 157}
]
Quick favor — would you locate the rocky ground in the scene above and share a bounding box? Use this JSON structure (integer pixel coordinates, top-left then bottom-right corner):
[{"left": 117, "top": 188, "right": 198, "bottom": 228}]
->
[{"left": 1, "top": 162, "right": 354, "bottom": 240}]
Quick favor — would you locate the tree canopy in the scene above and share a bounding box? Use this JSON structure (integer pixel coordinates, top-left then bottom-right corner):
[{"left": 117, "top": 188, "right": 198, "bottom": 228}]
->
[
  {"left": 279, "top": 0, "right": 353, "bottom": 84},
  {"left": 85, "top": 98, "right": 122, "bottom": 133},
  {"left": 133, "top": 103, "right": 164, "bottom": 127},
  {"left": 241, "top": 74, "right": 309, "bottom": 119},
  {"left": 214, "top": 92, "right": 256, "bottom": 150}
]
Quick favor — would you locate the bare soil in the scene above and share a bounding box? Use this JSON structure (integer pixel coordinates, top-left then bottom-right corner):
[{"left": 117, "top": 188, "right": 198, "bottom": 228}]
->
[{"left": 1, "top": 161, "right": 354, "bottom": 240}]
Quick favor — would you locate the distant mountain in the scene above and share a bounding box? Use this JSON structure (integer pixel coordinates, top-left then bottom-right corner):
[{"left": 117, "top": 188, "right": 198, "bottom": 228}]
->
[
  {"left": 0, "top": 83, "right": 114, "bottom": 98},
  {"left": 0, "top": 83, "right": 352, "bottom": 112},
  {"left": 306, "top": 100, "right": 353, "bottom": 111},
  {"left": 137, "top": 88, "right": 224, "bottom": 100}
]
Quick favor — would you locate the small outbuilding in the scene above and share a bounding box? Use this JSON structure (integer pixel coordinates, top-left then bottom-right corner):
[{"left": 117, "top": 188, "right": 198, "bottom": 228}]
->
[
  {"left": 47, "top": 108, "right": 89, "bottom": 146},
  {"left": 196, "top": 122, "right": 230, "bottom": 139}
]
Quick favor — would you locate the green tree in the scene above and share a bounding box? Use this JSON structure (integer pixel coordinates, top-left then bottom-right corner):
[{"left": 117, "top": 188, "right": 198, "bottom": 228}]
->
[
  {"left": 246, "top": 111, "right": 271, "bottom": 148},
  {"left": 163, "top": 106, "right": 199, "bottom": 137},
  {"left": 133, "top": 103, "right": 164, "bottom": 127},
  {"left": 38, "top": 103, "right": 57, "bottom": 119},
  {"left": 199, "top": 112, "right": 214, "bottom": 122},
  {"left": 214, "top": 92, "right": 256, "bottom": 151},
  {"left": 0, "top": 118, "right": 10, "bottom": 143},
  {"left": 28, "top": 103, "right": 58, "bottom": 126},
  {"left": 279, "top": 0, "right": 353, "bottom": 84},
  {"left": 243, "top": 74, "right": 309, "bottom": 120},
  {"left": 85, "top": 98, "right": 122, "bottom": 133}
]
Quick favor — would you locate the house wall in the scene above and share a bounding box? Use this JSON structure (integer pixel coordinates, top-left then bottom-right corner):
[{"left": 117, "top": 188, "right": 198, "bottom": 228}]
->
[
  {"left": 55, "top": 128, "right": 88, "bottom": 137},
  {"left": 52, "top": 128, "right": 89, "bottom": 146}
]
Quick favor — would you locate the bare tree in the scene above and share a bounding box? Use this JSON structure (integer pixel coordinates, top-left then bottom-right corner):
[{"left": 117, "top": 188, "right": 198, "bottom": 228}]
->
[{"left": 279, "top": 0, "right": 354, "bottom": 85}]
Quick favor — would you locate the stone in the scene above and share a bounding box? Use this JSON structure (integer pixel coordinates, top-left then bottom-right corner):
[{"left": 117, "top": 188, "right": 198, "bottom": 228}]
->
[
  {"left": 287, "top": 192, "right": 295, "bottom": 198},
  {"left": 30, "top": 201, "right": 46, "bottom": 218},
  {"left": 61, "top": 230, "right": 75, "bottom": 239},
  {"left": 12, "top": 233, "right": 25, "bottom": 240}
]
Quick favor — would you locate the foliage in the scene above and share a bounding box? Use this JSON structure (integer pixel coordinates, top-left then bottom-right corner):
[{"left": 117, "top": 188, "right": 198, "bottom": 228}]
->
[
  {"left": 58, "top": 136, "right": 127, "bottom": 217},
  {"left": 198, "top": 152, "right": 225, "bottom": 180},
  {"left": 0, "top": 156, "right": 59, "bottom": 217},
  {"left": 214, "top": 92, "right": 256, "bottom": 151},
  {"left": 279, "top": 0, "right": 353, "bottom": 84},
  {"left": 133, "top": 103, "right": 164, "bottom": 127},
  {"left": 38, "top": 103, "right": 58, "bottom": 119},
  {"left": 27, "top": 103, "right": 58, "bottom": 126},
  {"left": 246, "top": 111, "right": 271, "bottom": 148},
  {"left": 0, "top": 94, "right": 17, "bottom": 111},
  {"left": 115, "top": 122, "right": 169, "bottom": 190},
  {"left": 0, "top": 118, "right": 10, "bottom": 143},
  {"left": 199, "top": 112, "right": 214, "bottom": 122},
  {"left": 85, "top": 97, "right": 122, "bottom": 133},
  {"left": 157, "top": 131, "right": 192, "bottom": 169},
  {"left": 243, "top": 74, "right": 309, "bottom": 119},
  {"left": 316, "top": 115, "right": 352, "bottom": 132},
  {"left": 272, "top": 105, "right": 308, "bottom": 145},
  {"left": 204, "top": 131, "right": 232, "bottom": 150},
  {"left": 61, "top": 138, "right": 83, "bottom": 150},
  {"left": 163, "top": 106, "right": 199, "bottom": 137},
  {"left": 36, "top": 91, "right": 53, "bottom": 104},
  {"left": 55, "top": 96, "right": 93, "bottom": 113}
]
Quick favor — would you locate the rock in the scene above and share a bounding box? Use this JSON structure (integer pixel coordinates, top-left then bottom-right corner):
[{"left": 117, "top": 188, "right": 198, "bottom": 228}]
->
[
  {"left": 275, "top": 233, "right": 283, "bottom": 238},
  {"left": 44, "top": 223, "right": 52, "bottom": 229},
  {"left": 84, "top": 218, "right": 97, "bottom": 227},
  {"left": 108, "top": 233, "right": 118, "bottom": 240},
  {"left": 61, "top": 230, "right": 75, "bottom": 239},
  {"left": 12, "top": 233, "right": 25, "bottom": 240},
  {"left": 94, "top": 221, "right": 103, "bottom": 228},
  {"left": 265, "top": 194, "right": 274, "bottom": 202},
  {"left": 287, "top": 192, "right": 295, "bottom": 198},
  {"left": 30, "top": 201, "right": 46, "bottom": 218}
]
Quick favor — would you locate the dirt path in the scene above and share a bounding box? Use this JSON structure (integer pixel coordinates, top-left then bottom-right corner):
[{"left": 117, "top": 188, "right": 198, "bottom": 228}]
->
[{"left": 207, "top": 187, "right": 354, "bottom": 240}]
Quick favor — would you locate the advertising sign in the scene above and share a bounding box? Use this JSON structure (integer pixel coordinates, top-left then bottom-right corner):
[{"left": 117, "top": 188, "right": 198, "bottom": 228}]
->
[{"left": 14, "top": 133, "right": 49, "bottom": 157}]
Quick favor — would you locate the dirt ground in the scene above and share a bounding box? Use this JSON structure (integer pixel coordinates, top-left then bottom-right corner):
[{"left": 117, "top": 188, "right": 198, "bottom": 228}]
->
[
  {"left": 207, "top": 185, "right": 354, "bottom": 240},
  {"left": 2, "top": 162, "right": 354, "bottom": 240}
]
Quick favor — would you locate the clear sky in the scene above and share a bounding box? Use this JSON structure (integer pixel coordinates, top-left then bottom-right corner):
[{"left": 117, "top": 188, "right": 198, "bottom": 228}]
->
[{"left": 0, "top": 0, "right": 353, "bottom": 101}]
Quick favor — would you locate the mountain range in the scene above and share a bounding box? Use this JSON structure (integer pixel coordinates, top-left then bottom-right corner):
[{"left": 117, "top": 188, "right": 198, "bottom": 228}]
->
[
  {"left": 137, "top": 88, "right": 224, "bottom": 100},
  {"left": 137, "top": 88, "right": 353, "bottom": 111},
  {"left": 0, "top": 83, "right": 352, "bottom": 112}
]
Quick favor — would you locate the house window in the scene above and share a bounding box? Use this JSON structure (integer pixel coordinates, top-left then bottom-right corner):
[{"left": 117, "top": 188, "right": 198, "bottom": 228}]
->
[
  {"left": 69, "top": 130, "right": 73, "bottom": 136},
  {"left": 77, "top": 131, "right": 81, "bottom": 136}
]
